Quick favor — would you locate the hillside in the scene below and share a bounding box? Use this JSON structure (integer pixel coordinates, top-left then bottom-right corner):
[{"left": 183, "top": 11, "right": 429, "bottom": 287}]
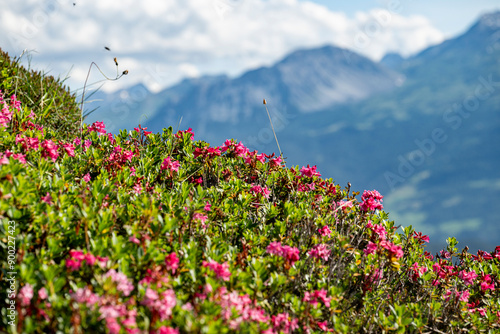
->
[
  {"left": 1, "top": 82, "right": 500, "bottom": 333},
  {"left": 86, "top": 11, "right": 500, "bottom": 254}
]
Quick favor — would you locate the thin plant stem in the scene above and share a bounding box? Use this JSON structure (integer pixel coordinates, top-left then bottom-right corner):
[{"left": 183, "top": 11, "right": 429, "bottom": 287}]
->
[{"left": 263, "top": 99, "right": 282, "bottom": 157}]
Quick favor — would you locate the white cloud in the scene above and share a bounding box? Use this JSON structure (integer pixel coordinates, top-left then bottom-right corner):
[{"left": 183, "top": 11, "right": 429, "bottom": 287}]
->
[{"left": 0, "top": 0, "right": 445, "bottom": 93}]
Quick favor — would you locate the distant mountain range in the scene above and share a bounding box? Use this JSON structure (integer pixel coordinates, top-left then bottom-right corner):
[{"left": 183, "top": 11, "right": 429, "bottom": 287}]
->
[{"left": 86, "top": 11, "right": 500, "bottom": 254}]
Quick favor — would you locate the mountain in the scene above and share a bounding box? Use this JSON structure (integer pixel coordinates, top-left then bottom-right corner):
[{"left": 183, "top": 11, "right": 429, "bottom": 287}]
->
[
  {"left": 380, "top": 52, "right": 405, "bottom": 70},
  {"left": 86, "top": 11, "right": 500, "bottom": 254},
  {"left": 87, "top": 45, "right": 402, "bottom": 135}
]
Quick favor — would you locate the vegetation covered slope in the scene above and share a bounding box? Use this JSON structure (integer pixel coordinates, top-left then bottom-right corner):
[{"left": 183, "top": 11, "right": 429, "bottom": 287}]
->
[
  {"left": 1, "top": 53, "right": 500, "bottom": 334},
  {"left": 0, "top": 49, "right": 81, "bottom": 140}
]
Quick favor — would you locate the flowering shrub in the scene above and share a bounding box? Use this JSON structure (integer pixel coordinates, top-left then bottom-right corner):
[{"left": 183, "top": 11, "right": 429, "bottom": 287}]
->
[{"left": 0, "top": 89, "right": 499, "bottom": 334}]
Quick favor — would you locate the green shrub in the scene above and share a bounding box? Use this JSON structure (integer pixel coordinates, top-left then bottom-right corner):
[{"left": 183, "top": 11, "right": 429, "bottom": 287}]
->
[{"left": 0, "top": 93, "right": 499, "bottom": 334}]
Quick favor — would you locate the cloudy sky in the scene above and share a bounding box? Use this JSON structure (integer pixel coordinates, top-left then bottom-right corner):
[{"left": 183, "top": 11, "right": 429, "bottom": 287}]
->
[{"left": 1, "top": 0, "right": 499, "bottom": 93}]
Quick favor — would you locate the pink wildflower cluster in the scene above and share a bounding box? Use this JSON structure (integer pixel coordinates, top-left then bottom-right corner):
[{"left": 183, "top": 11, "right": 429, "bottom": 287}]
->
[
  {"left": 202, "top": 260, "right": 232, "bottom": 281},
  {"left": 0, "top": 97, "right": 13, "bottom": 127},
  {"left": 249, "top": 184, "right": 271, "bottom": 199},
  {"left": 0, "top": 150, "right": 26, "bottom": 165},
  {"left": 71, "top": 286, "right": 100, "bottom": 308},
  {"left": 268, "top": 156, "right": 283, "bottom": 167},
  {"left": 308, "top": 244, "right": 331, "bottom": 261},
  {"left": 108, "top": 146, "right": 135, "bottom": 164},
  {"left": 157, "top": 327, "right": 179, "bottom": 334},
  {"left": 141, "top": 288, "right": 177, "bottom": 321},
  {"left": 65, "top": 249, "right": 108, "bottom": 271},
  {"left": 18, "top": 283, "right": 34, "bottom": 307},
  {"left": 431, "top": 261, "right": 455, "bottom": 286},
  {"left": 244, "top": 150, "right": 266, "bottom": 165},
  {"left": 214, "top": 287, "right": 269, "bottom": 330},
  {"left": 71, "top": 287, "right": 139, "bottom": 334},
  {"left": 16, "top": 135, "right": 39, "bottom": 151},
  {"left": 175, "top": 127, "right": 194, "bottom": 140},
  {"left": 161, "top": 156, "right": 180, "bottom": 172},
  {"left": 265, "top": 312, "right": 299, "bottom": 334},
  {"left": 299, "top": 164, "right": 321, "bottom": 178},
  {"left": 445, "top": 289, "right": 470, "bottom": 303},
  {"left": 220, "top": 139, "right": 249, "bottom": 158},
  {"left": 104, "top": 269, "right": 135, "bottom": 296},
  {"left": 303, "top": 289, "right": 332, "bottom": 308},
  {"left": 88, "top": 121, "right": 107, "bottom": 134},
  {"left": 266, "top": 241, "right": 300, "bottom": 265},
  {"left": 193, "top": 146, "right": 221, "bottom": 159},
  {"left": 480, "top": 274, "right": 495, "bottom": 292},
  {"left": 41, "top": 139, "right": 59, "bottom": 162},
  {"left": 134, "top": 124, "right": 152, "bottom": 136},
  {"left": 364, "top": 222, "right": 403, "bottom": 259},
  {"left": 459, "top": 270, "right": 479, "bottom": 286},
  {"left": 409, "top": 262, "right": 428, "bottom": 281},
  {"left": 413, "top": 231, "right": 430, "bottom": 244},
  {"left": 359, "top": 190, "right": 384, "bottom": 211},
  {"left": 164, "top": 252, "right": 179, "bottom": 274},
  {"left": 318, "top": 225, "right": 332, "bottom": 236},
  {"left": 298, "top": 182, "right": 315, "bottom": 192}
]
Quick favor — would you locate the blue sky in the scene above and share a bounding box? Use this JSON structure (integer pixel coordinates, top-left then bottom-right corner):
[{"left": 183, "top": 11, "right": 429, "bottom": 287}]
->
[
  {"left": 307, "top": 0, "right": 500, "bottom": 36},
  {"left": 1, "top": 0, "right": 498, "bottom": 93}
]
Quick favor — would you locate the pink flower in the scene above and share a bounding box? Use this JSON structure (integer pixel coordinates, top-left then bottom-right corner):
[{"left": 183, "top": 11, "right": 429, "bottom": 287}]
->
[
  {"left": 250, "top": 184, "right": 271, "bottom": 199},
  {"left": 161, "top": 156, "right": 180, "bottom": 172},
  {"left": 41, "top": 192, "right": 53, "bottom": 205},
  {"left": 459, "top": 270, "right": 478, "bottom": 286},
  {"left": 266, "top": 242, "right": 300, "bottom": 265},
  {"left": 133, "top": 182, "right": 142, "bottom": 194},
  {"left": 104, "top": 269, "right": 135, "bottom": 296},
  {"left": 389, "top": 244, "right": 404, "bottom": 259},
  {"left": 316, "top": 321, "right": 331, "bottom": 331},
  {"left": 38, "top": 287, "right": 48, "bottom": 300},
  {"left": 141, "top": 288, "right": 176, "bottom": 321},
  {"left": 157, "top": 327, "right": 179, "bottom": 334},
  {"left": 12, "top": 153, "right": 26, "bottom": 164},
  {"left": 83, "top": 253, "right": 97, "bottom": 266},
  {"left": 204, "top": 201, "right": 211, "bottom": 211},
  {"left": 308, "top": 244, "right": 331, "bottom": 261},
  {"left": 371, "top": 224, "right": 387, "bottom": 240},
  {"left": 458, "top": 290, "right": 470, "bottom": 303},
  {"left": 303, "top": 289, "right": 332, "bottom": 308},
  {"left": 266, "top": 241, "right": 283, "bottom": 256},
  {"left": 360, "top": 190, "right": 384, "bottom": 211},
  {"left": 193, "top": 213, "right": 208, "bottom": 223},
  {"left": 269, "top": 156, "right": 283, "bottom": 167},
  {"left": 41, "top": 139, "right": 59, "bottom": 162},
  {"left": 175, "top": 127, "right": 194, "bottom": 140},
  {"left": 480, "top": 275, "right": 495, "bottom": 291},
  {"left": 337, "top": 200, "right": 353, "bottom": 209},
  {"left": 129, "top": 236, "right": 140, "bottom": 244},
  {"left": 84, "top": 139, "right": 92, "bottom": 150},
  {"left": 410, "top": 262, "right": 428, "bottom": 281},
  {"left": 88, "top": 121, "right": 107, "bottom": 134},
  {"left": 318, "top": 225, "right": 332, "bottom": 236},
  {"left": 165, "top": 252, "right": 179, "bottom": 274},
  {"left": 62, "top": 143, "right": 75, "bottom": 157},
  {"left": 271, "top": 312, "right": 299, "bottom": 333},
  {"left": 71, "top": 287, "right": 100, "bottom": 308},
  {"left": 364, "top": 241, "right": 378, "bottom": 255},
  {"left": 83, "top": 173, "right": 91, "bottom": 182},
  {"left": 300, "top": 164, "right": 321, "bottom": 177},
  {"left": 107, "top": 133, "right": 116, "bottom": 145},
  {"left": 203, "top": 260, "right": 232, "bottom": 281},
  {"left": 18, "top": 284, "right": 34, "bottom": 306},
  {"left": 0, "top": 102, "right": 13, "bottom": 127}
]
